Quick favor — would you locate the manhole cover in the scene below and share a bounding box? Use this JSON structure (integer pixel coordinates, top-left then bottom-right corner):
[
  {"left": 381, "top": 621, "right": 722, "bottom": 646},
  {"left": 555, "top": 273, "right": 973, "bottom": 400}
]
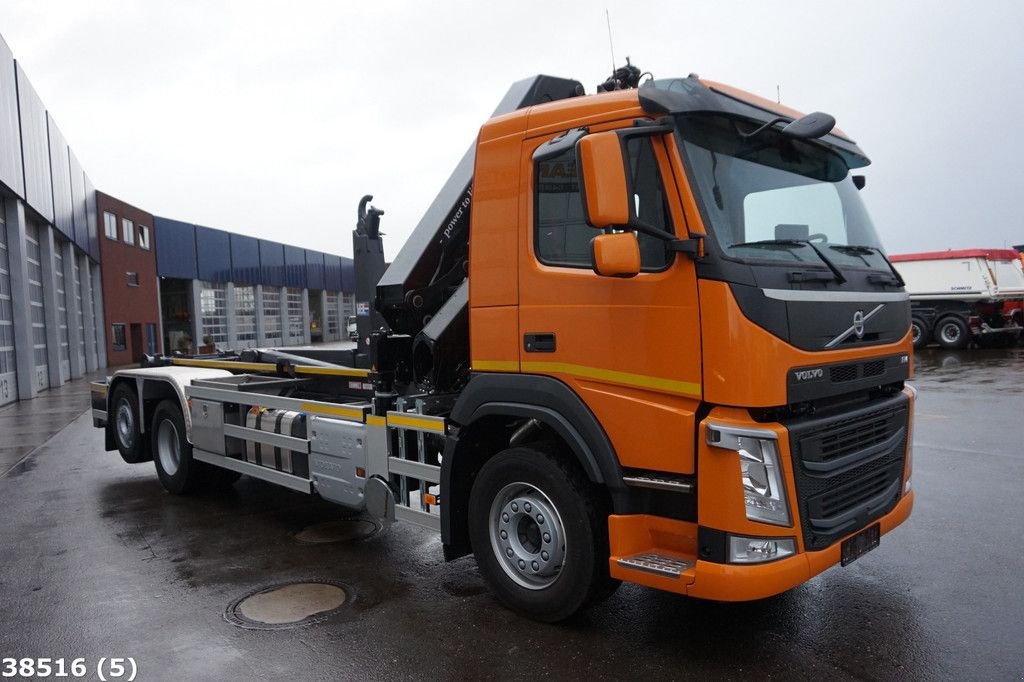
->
[
  {"left": 294, "top": 518, "right": 380, "bottom": 544},
  {"left": 225, "top": 581, "right": 349, "bottom": 630}
]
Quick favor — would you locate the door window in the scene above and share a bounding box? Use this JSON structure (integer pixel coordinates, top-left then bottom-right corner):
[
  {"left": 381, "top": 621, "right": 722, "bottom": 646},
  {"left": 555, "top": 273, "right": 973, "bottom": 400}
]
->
[{"left": 534, "top": 136, "right": 672, "bottom": 270}]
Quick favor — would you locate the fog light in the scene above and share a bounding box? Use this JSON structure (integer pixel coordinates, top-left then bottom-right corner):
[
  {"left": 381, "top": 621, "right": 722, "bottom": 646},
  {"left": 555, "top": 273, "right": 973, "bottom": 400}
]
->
[{"left": 728, "top": 535, "right": 797, "bottom": 564}]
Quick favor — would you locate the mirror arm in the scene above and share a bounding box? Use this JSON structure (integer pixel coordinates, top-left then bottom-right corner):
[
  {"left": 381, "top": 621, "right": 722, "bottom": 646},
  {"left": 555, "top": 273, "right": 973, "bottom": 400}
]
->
[
  {"left": 669, "top": 237, "right": 703, "bottom": 258},
  {"left": 627, "top": 218, "right": 703, "bottom": 259}
]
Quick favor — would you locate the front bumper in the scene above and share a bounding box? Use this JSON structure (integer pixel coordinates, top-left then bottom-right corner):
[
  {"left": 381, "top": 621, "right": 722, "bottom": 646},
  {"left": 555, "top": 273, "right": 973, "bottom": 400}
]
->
[{"left": 686, "top": 489, "right": 913, "bottom": 601}]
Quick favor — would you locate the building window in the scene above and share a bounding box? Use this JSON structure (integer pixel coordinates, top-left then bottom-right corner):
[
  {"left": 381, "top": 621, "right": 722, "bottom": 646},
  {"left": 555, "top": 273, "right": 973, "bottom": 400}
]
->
[
  {"left": 122, "top": 218, "right": 135, "bottom": 245},
  {"left": 139, "top": 225, "right": 151, "bottom": 250},
  {"left": 262, "top": 288, "right": 282, "bottom": 345},
  {"left": 126, "top": 272, "right": 140, "bottom": 287},
  {"left": 111, "top": 323, "right": 126, "bottom": 351},
  {"left": 104, "top": 212, "right": 118, "bottom": 240},
  {"left": 199, "top": 281, "right": 227, "bottom": 347},
  {"left": 234, "top": 285, "right": 257, "bottom": 345}
]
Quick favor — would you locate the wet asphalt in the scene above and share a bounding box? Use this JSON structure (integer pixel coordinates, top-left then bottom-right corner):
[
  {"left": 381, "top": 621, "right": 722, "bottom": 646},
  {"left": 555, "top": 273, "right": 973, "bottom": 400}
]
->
[{"left": 1, "top": 349, "right": 1022, "bottom": 680}]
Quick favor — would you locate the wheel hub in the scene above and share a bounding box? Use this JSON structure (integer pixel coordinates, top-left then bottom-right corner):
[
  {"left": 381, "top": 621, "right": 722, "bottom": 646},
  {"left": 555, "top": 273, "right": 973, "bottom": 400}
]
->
[
  {"left": 490, "top": 483, "right": 566, "bottom": 590},
  {"left": 116, "top": 399, "right": 134, "bottom": 445},
  {"left": 157, "top": 419, "right": 181, "bottom": 476}
]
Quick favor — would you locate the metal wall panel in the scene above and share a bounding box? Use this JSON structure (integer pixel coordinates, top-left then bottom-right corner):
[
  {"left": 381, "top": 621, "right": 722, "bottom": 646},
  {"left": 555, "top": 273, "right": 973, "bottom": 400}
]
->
[
  {"left": 259, "top": 240, "right": 285, "bottom": 287},
  {"left": 195, "top": 225, "right": 231, "bottom": 282},
  {"left": 154, "top": 217, "right": 197, "bottom": 279},
  {"left": 341, "top": 257, "right": 355, "bottom": 291},
  {"left": 69, "top": 150, "right": 88, "bottom": 252},
  {"left": 0, "top": 37, "right": 23, "bottom": 196},
  {"left": 47, "top": 114, "right": 74, "bottom": 239},
  {"left": 230, "top": 234, "right": 260, "bottom": 284},
  {"left": 16, "top": 64, "right": 53, "bottom": 222},
  {"left": 324, "top": 254, "right": 342, "bottom": 291},
  {"left": 84, "top": 174, "right": 99, "bottom": 261},
  {"left": 305, "top": 250, "right": 325, "bottom": 290},
  {"left": 284, "top": 244, "right": 306, "bottom": 288}
]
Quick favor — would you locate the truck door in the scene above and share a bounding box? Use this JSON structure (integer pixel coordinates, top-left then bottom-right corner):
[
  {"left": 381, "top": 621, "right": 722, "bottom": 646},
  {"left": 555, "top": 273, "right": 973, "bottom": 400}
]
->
[{"left": 518, "top": 130, "right": 703, "bottom": 475}]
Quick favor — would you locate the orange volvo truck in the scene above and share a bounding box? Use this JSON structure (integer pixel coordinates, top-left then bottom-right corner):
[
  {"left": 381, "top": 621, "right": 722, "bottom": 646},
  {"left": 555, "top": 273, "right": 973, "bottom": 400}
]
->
[{"left": 92, "top": 64, "right": 915, "bottom": 622}]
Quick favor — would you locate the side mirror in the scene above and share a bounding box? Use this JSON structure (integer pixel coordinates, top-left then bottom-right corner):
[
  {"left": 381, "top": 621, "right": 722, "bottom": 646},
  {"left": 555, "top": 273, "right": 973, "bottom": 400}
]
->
[
  {"left": 577, "top": 132, "right": 630, "bottom": 229},
  {"left": 591, "top": 232, "right": 640, "bottom": 278},
  {"left": 852, "top": 175, "right": 866, "bottom": 190}
]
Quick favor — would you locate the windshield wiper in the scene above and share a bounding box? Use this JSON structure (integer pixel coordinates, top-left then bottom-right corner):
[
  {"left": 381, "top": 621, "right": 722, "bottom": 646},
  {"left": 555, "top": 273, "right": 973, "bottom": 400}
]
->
[
  {"left": 830, "top": 244, "right": 906, "bottom": 287},
  {"left": 731, "top": 239, "right": 847, "bottom": 284}
]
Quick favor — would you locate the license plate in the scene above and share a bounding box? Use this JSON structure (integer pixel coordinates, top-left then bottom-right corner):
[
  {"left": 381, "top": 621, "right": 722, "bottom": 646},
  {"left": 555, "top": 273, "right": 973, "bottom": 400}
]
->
[{"left": 841, "top": 523, "right": 880, "bottom": 566}]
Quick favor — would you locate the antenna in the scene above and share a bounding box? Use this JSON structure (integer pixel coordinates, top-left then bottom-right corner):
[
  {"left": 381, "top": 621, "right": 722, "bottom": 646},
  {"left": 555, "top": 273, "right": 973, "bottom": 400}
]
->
[
  {"left": 605, "top": 9, "right": 616, "bottom": 75},
  {"left": 777, "top": 84, "right": 781, "bottom": 104}
]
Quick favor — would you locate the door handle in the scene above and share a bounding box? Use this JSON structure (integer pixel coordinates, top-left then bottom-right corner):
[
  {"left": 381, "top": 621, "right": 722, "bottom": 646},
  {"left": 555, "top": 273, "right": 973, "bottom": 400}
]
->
[{"left": 524, "top": 333, "right": 556, "bottom": 353}]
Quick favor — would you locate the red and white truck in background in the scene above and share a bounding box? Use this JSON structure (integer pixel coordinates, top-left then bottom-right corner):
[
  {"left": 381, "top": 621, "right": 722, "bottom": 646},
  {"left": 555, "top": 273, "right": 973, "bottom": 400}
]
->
[{"left": 891, "top": 249, "right": 1024, "bottom": 349}]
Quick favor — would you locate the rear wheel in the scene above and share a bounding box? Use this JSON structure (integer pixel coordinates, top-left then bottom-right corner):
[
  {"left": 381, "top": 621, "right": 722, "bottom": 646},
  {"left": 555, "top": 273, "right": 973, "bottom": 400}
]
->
[
  {"left": 152, "top": 399, "right": 204, "bottom": 494},
  {"left": 936, "top": 316, "right": 969, "bottom": 349},
  {"left": 111, "top": 383, "right": 148, "bottom": 463},
  {"left": 468, "top": 444, "right": 618, "bottom": 622},
  {"left": 910, "top": 318, "right": 930, "bottom": 350}
]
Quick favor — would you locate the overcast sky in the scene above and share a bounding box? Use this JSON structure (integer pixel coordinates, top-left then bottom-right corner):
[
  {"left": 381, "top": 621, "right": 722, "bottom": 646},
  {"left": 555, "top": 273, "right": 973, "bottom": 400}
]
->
[{"left": 1, "top": 0, "right": 1022, "bottom": 259}]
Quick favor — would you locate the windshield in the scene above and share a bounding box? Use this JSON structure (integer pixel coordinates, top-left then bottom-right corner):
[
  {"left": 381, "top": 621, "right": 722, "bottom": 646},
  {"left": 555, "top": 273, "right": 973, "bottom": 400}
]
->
[{"left": 675, "top": 114, "right": 890, "bottom": 270}]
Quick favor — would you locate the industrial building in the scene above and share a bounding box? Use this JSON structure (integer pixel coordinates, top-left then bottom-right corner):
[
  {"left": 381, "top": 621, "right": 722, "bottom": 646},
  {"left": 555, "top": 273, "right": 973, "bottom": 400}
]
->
[{"left": 0, "top": 33, "right": 353, "bottom": 408}]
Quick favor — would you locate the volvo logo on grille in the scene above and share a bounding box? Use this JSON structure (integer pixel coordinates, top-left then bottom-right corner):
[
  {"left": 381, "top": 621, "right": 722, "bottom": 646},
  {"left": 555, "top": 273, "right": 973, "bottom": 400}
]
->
[
  {"left": 825, "top": 303, "right": 886, "bottom": 348},
  {"left": 852, "top": 310, "right": 865, "bottom": 339},
  {"left": 793, "top": 368, "right": 824, "bottom": 381}
]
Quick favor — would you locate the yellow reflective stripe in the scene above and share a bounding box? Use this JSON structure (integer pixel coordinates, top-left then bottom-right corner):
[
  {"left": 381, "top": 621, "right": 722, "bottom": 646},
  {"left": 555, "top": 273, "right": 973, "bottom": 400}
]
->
[
  {"left": 366, "top": 415, "right": 387, "bottom": 427},
  {"left": 294, "top": 366, "right": 371, "bottom": 378},
  {"left": 473, "top": 359, "right": 519, "bottom": 372},
  {"left": 299, "top": 402, "right": 366, "bottom": 421},
  {"left": 387, "top": 413, "right": 446, "bottom": 434},
  {"left": 171, "top": 358, "right": 277, "bottom": 372},
  {"left": 519, "top": 360, "right": 701, "bottom": 397}
]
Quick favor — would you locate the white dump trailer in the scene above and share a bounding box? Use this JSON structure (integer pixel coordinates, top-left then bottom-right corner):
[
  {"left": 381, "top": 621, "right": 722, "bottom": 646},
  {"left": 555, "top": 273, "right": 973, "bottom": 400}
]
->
[{"left": 891, "top": 249, "right": 1024, "bottom": 348}]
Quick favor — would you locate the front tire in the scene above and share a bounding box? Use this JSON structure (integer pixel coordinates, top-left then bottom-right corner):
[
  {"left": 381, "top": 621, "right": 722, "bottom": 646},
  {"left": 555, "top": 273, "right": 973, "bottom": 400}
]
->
[
  {"left": 468, "top": 444, "right": 617, "bottom": 622},
  {"left": 936, "top": 316, "right": 969, "bottom": 349},
  {"left": 111, "top": 383, "right": 148, "bottom": 463}
]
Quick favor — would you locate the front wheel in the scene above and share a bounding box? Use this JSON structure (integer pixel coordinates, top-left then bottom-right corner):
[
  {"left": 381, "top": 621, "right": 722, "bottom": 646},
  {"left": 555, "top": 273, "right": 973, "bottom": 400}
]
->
[{"left": 468, "top": 444, "right": 617, "bottom": 622}]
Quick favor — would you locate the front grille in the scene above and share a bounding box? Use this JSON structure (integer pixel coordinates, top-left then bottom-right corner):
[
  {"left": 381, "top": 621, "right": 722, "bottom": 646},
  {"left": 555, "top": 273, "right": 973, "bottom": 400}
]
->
[
  {"left": 829, "top": 364, "right": 858, "bottom": 382},
  {"left": 786, "top": 394, "right": 909, "bottom": 550},
  {"left": 863, "top": 360, "right": 885, "bottom": 377}
]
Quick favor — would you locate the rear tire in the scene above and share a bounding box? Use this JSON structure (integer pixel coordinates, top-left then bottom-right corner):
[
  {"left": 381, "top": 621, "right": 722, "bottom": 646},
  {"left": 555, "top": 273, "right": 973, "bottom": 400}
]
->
[
  {"left": 910, "top": 318, "right": 930, "bottom": 350},
  {"left": 936, "top": 316, "right": 969, "bottom": 349},
  {"left": 468, "top": 443, "right": 618, "bottom": 622},
  {"left": 151, "top": 399, "right": 203, "bottom": 494},
  {"left": 111, "top": 383, "right": 148, "bottom": 463}
]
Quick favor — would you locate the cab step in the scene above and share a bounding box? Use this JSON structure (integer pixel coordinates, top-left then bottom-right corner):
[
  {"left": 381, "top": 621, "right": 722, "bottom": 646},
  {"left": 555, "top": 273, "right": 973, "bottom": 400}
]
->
[{"left": 616, "top": 552, "right": 694, "bottom": 578}]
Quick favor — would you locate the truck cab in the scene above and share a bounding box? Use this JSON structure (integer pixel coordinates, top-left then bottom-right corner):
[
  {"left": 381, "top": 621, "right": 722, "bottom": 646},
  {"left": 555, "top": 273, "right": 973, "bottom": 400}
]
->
[{"left": 447, "top": 75, "right": 913, "bottom": 611}]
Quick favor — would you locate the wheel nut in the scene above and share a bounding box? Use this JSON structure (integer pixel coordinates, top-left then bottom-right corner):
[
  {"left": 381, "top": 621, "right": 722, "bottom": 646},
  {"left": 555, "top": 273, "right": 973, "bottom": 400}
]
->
[
  {"left": 543, "top": 533, "right": 551, "bottom": 543},
  {"left": 524, "top": 502, "right": 532, "bottom": 513},
  {"left": 506, "top": 548, "right": 513, "bottom": 558},
  {"left": 532, "top": 561, "right": 539, "bottom": 571},
  {"left": 536, "top": 514, "right": 544, "bottom": 524},
  {"left": 502, "top": 513, "right": 509, "bottom": 522},
  {"left": 511, "top": 502, "right": 518, "bottom": 512},
  {"left": 500, "top": 530, "right": 508, "bottom": 540},
  {"left": 518, "top": 560, "right": 526, "bottom": 569},
  {"left": 541, "top": 551, "right": 549, "bottom": 561}
]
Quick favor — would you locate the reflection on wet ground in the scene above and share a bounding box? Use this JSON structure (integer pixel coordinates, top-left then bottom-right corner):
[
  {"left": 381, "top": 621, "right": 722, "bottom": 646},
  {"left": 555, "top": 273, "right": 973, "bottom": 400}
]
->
[{"left": 912, "top": 346, "right": 1024, "bottom": 393}]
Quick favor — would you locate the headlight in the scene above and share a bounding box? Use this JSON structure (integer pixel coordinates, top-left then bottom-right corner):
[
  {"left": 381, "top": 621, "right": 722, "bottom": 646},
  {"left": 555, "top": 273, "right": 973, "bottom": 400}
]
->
[
  {"left": 708, "top": 424, "right": 791, "bottom": 526},
  {"left": 728, "top": 535, "right": 797, "bottom": 564}
]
